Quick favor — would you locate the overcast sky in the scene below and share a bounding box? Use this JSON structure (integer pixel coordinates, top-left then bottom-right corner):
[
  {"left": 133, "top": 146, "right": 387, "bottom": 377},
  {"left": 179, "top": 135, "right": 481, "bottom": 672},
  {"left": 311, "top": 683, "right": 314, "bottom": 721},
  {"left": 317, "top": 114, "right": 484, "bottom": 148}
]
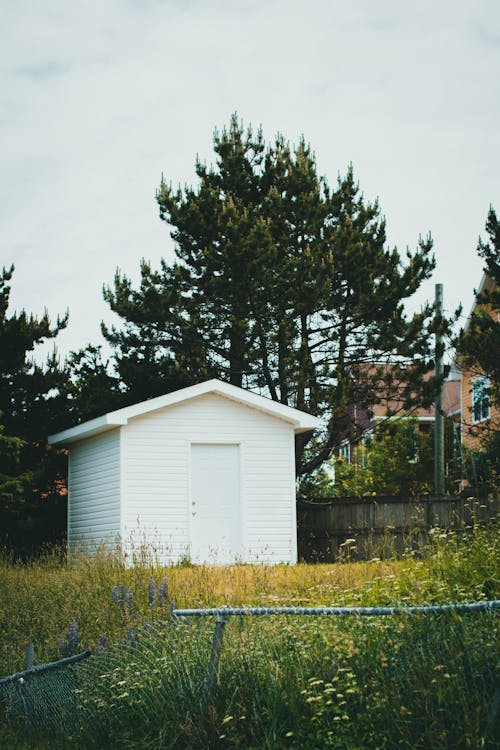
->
[{"left": 2, "top": 0, "right": 499, "bottom": 364}]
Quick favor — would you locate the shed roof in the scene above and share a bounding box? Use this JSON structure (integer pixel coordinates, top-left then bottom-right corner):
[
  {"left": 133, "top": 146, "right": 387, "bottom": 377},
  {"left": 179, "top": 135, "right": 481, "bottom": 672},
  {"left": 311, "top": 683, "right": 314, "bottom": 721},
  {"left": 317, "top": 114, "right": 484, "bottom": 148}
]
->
[{"left": 48, "top": 379, "right": 319, "bottom": 446}]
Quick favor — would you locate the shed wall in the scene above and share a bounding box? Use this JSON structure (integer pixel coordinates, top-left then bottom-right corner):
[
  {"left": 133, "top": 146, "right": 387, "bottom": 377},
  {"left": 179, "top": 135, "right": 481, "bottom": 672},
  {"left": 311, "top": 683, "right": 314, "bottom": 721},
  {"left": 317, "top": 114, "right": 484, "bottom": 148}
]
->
[
  {"left": 68, "top": 430, "right": 121, "bottom": 548},
  {"left": 120, "top": 393, "right": 296, "bottom": 563}
]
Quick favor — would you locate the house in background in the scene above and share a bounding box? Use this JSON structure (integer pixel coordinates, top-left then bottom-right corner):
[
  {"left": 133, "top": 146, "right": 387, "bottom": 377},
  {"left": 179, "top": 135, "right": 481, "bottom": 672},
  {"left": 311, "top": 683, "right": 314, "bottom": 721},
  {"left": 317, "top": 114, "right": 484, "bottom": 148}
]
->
[
  {"left": 337, "top": 364, "right": 461, "bottom": 466},
  {"left": 49, "top": 379, "right": 318, "bottom": 565},
  {"left": 337, "top": 268, "right": 499, "bottom": 491},
  {"left": 458, "top": 272, "right": 499, "bottom": 455}
]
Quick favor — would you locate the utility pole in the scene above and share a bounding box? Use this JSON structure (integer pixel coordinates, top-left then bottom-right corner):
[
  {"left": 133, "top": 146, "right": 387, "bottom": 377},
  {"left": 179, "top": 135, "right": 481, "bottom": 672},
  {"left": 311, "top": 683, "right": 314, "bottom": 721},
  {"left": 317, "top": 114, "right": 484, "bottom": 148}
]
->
[{"left": 434, "top": 283, "right": 445, "bottom": 496}]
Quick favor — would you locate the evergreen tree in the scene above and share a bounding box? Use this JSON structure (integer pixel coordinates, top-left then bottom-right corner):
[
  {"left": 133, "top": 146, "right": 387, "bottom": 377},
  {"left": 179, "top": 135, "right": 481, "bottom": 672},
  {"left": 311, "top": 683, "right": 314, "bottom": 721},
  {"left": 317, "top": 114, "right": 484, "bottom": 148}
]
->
[
  {"left": 0, "top": 422, "right": 32, "bottom": 510},
  {"left": 459, "top": 207, "right": 500, "bottom": 407},
  {"left": 0, "top": 265, "right": 68, "bottom": 439},
  {"left": 457, "top": 207, "right": 500, "bottom": 488},
  {"left": 103, "top": 120, "right": 271, "bottom": 397},
  {"left": 0, "top": 265, "right": 69, "bottom": 545},
  {"left": 65, "top": 345, "right": 122, "bottom": 424},
  {"left": 99, "top": 116, "right": 446, "bottom": 477}
]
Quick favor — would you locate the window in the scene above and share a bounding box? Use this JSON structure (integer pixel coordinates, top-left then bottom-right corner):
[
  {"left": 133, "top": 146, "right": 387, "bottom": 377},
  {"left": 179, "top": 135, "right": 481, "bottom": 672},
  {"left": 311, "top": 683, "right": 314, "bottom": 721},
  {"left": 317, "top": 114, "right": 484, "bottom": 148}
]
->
[
  {"left": 339, "top": 441, "right": 350, "bottom": 463},
  {"left": 472, "top": 377, "right": 490, "bottom": 423}
]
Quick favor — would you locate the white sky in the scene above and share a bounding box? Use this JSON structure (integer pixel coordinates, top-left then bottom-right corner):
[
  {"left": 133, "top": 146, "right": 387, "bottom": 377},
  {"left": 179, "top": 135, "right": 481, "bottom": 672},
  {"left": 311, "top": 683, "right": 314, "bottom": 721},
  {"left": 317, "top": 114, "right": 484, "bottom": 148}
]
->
[{"left": 1, "top": 0, "right": 499, "bottom": 363}]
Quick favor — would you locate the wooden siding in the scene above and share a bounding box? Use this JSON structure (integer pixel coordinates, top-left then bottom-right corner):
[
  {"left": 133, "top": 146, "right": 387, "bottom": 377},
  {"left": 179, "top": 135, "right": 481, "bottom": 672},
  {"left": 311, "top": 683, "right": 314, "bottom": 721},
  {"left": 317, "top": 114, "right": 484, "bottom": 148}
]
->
[
  {"left": 461, "top": 367, "right": 499, "bottom": 452},
  {"left": 68, "top": 430, "right": 121, "bottom": 548},
  {"left": 121, "top": 392, "right": 295, "bottom": 564}
]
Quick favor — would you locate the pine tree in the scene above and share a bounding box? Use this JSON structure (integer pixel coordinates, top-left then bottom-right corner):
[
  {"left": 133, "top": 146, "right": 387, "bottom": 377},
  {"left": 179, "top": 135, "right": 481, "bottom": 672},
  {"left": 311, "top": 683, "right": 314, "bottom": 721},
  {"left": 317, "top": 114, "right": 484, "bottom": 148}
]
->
[
  {"left": 99, "top": 116, "right": 445, "bottom": 477},
  {"left": 0, "top": 265, "right": 69, "bottom": 542},
  {"left": 457, "top": 207, "right": 500, "bottom": 486},
  {"left": 0, "top": 265, "right": 68, "bottom": 439},
  {"left": 65, "top": 345, "right": 122, "bottom": 424},
  {"left": 459, "top": 207, "right": 500, "bottom": 406},
  {"left": 0, "top": 423, "right": 32, "bottom": 510}
]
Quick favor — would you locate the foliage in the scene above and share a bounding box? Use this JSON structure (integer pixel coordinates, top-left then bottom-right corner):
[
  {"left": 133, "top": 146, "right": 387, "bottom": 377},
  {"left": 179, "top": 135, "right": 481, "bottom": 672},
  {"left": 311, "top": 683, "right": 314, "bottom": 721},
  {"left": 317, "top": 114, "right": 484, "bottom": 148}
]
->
[
  {"left": 67, "top": 607, "right": 496, "bottom": 750},
  {"left": 458, "top": 206, "right": 500, "bottom": 408},
  {"left": 0, "top": 265, "right": 68, "bottom": 441},
  {"left": 0, "top": 265, "right": 69, "bottom": 549},
  {"left": 0, "top": 522, "right": 498, "bottom": 749},
  {"left": 80, "top": 115, "right": 450, "bottom": 476},
  {"left": 0, "top": 424, "right": 32, "bottom": 510},
  {"left": 457, "top": 207, "right": 500, "bottom": 490},
  {"left": 297, "top": 466, "right": 336, "bottom": 499},
  {"left": 63, "top": 345, "right": 123, "bottom": 425},
  {"left": 0, "top": 522, "right": 498, "bottom": 677},
  {"left": 463, "top": 428, "right": 500, "bottom": 495},
  {"left": 301, "top": 418, "right": 434, "bottom": 497}
]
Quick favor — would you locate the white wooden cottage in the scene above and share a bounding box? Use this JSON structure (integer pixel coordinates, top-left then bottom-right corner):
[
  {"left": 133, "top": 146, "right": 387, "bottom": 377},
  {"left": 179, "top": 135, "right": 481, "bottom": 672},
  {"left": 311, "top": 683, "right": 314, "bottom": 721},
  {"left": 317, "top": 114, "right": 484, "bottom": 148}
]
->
[{"left": 49, "top": 379, "right": 318, "bottom": 564}]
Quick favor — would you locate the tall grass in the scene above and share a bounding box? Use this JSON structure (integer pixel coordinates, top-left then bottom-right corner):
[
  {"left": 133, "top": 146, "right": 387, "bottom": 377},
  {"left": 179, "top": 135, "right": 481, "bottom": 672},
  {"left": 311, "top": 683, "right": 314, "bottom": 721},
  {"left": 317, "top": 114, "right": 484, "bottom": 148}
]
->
[
  {"left": 0, "top": 520, "right": 498, "bottom": 749},
  {"left": 55, "top": 606, "right": 494, "bottom": 750}
]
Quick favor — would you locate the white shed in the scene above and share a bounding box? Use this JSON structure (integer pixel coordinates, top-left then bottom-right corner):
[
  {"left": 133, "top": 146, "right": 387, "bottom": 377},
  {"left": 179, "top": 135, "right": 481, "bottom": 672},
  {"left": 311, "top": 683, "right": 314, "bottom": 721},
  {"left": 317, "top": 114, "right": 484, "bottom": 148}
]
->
[{"left": 48, "top": 379, "right": 318, "bottom": 564}]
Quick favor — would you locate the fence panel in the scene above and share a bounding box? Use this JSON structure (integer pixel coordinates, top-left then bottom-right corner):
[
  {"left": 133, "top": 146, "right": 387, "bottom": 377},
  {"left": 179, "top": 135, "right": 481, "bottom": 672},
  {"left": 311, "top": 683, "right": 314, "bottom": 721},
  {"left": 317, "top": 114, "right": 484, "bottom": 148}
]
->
[{"left": 297, "top": 495, "right": 499, "bottom": 561}]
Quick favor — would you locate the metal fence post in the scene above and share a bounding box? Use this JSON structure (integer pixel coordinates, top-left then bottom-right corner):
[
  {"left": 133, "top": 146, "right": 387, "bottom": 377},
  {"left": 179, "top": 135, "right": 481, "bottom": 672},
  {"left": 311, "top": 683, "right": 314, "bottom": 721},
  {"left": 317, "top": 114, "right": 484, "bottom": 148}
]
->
[
  {"left": 18, "top": 643, "right": 35, "bottom": 729},
  {"left": 202, "top": 613, "right": 228, "bottom": 706},
  {"left": 25, "top": 644, "right": 34, "bottom": 670}
]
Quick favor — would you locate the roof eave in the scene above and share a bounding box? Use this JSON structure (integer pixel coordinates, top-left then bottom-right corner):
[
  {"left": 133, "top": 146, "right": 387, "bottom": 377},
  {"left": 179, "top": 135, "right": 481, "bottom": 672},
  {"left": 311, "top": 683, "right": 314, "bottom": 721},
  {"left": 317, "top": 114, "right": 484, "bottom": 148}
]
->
[{"left": 48, "top": 414, "right": 127, "bottom": 446}]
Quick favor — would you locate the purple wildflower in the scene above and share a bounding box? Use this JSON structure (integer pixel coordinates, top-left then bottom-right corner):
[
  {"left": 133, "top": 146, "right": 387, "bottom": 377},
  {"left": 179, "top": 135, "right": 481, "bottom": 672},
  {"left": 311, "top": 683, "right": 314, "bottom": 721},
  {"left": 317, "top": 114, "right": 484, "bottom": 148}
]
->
[
  {"left": 58, "top": 621, "right": 80, "bottom": 656},
  {"left": 158, "top": 576, "right": 169, "bottom": 604},
  {"left": 97, "top": 634, "right": 109, "bottom": 652},
  {"left": 119, "top": 584, "right": 126, "bottom": 601},
  {"left": 148, "top": 576, "right": 155, "bottom": 606},
  {"left": 127, "top": 629, "right": 137, "bottom": 643},
  {"left": 111, "top": 586, "right": 120, "bottom": 603},
  {"left": 68, "top": 622, "right": 80, "bottom": 648},
  {"left": 126, "top": 589, "right": 134, "bottom": 614}
]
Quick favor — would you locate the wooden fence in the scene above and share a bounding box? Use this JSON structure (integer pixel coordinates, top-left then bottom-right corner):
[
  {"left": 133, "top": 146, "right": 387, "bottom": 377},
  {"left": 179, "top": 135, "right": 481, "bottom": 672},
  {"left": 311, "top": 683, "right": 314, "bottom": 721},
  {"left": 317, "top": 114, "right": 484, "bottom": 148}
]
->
[{"left": 297, "top": 494, "right": 499, "bottom": 562}]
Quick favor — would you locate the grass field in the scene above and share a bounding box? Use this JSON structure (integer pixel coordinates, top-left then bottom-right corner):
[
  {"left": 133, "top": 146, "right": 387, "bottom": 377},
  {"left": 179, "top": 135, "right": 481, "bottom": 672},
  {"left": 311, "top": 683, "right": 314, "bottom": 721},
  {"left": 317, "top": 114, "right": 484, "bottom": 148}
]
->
[{"left": 0, "top": 522, "right": 498, "bottom": 749}]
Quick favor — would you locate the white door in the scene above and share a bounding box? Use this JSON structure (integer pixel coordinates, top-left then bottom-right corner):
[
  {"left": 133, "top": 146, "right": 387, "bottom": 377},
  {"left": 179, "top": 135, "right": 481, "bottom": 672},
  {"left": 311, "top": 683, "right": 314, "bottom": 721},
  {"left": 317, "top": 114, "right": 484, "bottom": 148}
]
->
[{"left": 190, "top": 443, "right": 240, "bottom": 563}]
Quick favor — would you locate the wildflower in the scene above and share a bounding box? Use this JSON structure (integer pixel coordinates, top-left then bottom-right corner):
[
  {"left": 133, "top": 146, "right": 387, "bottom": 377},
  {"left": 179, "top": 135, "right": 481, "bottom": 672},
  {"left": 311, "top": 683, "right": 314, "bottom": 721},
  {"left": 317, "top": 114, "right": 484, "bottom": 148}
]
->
[
  {"left": 340, "top": 538, "right": 356, "bottom": 547},
  {"left": 148, "top": 576, "right": 155, "bottom": 606},
  {"left": 126, "top": 589, "right": 134, "bottom": 614},
  {"left": 158, "top": 576, "right": 169, "bottom": 604},
  {"left": 58, "top": 621, "right": 80, "bottom": 656},
  {"left": 68, "top": 621, "right": 79, "bottom": 646},
  {"left": 97, "top": 634, "right": 109, "bottom": 651},
  {"left": 111, "top": 586, "right": 120, "bottom": 603}
]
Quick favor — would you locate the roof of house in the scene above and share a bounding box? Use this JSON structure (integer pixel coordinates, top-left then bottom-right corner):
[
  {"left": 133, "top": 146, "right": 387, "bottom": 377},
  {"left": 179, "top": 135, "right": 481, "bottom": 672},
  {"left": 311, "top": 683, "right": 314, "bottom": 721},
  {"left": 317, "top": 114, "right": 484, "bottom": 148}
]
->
[
  {"left": 369, "top": 377, "right": 461, "bottom": 420},
  {"left": 48, "top": 379, "right": 319, "bottom": 446},
  {"left": 350, "top": 363, "right": 461, "bottom": 421},
  {"left": 462, "top": 272, "right": 497, "bottom": 337}
]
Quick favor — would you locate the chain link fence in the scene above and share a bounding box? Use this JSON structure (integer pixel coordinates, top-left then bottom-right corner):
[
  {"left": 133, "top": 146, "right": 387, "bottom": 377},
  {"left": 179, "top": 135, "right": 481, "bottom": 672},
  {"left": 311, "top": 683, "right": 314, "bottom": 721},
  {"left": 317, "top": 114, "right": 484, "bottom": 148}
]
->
[{"left": 1, "top": 601, "right": 499, "bottom": 748}]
